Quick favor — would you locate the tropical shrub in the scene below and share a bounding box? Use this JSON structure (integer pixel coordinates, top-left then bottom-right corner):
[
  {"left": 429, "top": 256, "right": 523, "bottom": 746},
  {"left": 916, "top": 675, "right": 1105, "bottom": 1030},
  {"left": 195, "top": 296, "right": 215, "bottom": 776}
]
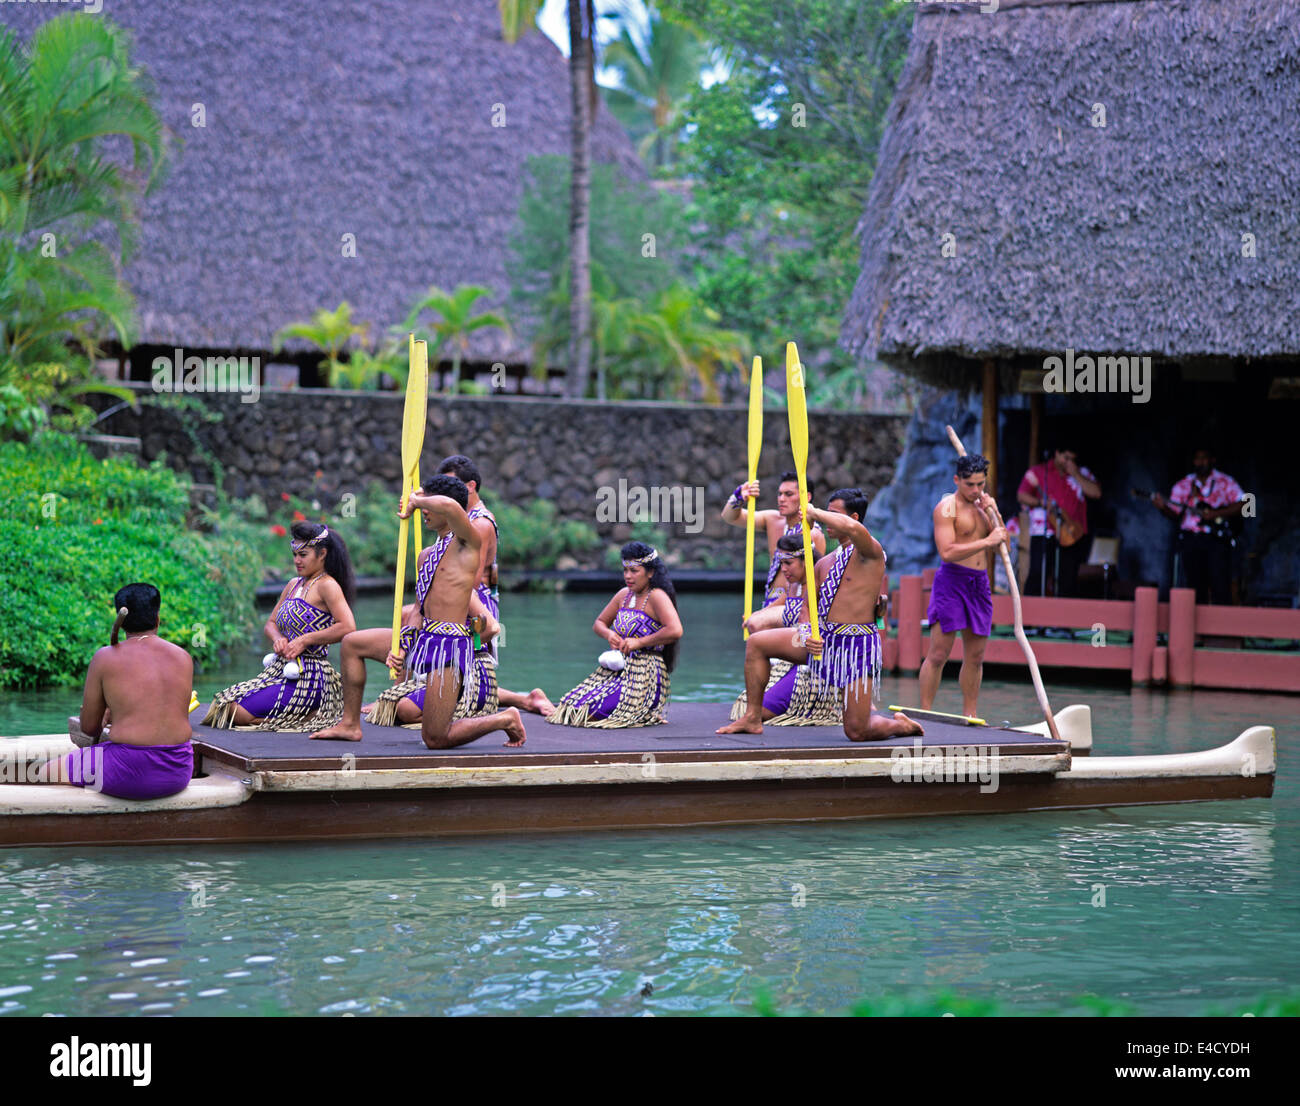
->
[{"left": 0, "top": 435, "right": 259, "bottom": 688}]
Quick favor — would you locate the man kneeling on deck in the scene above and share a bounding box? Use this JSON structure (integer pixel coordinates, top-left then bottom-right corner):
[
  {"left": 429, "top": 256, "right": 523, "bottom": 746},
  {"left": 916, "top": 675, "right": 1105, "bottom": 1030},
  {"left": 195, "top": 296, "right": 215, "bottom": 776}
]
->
[
  {"left": 718, "top": 504, "right": 923, "bottom": 742},
  {"left": 23, "top": 584, "right": 194, "bottom": 800},
  {"left": 311, "top": 474, "right": 526, "bottom": 748}
]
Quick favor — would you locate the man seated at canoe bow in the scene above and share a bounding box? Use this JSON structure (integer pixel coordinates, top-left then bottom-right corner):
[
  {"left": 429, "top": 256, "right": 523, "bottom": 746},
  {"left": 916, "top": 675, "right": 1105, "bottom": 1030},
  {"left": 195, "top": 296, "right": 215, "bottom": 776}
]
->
[
  {"left": 718, "top": 503, "right": 923, "bottom": 742},
  {"left": 25, "top": 583, "right": 195, "bottom": 800}
]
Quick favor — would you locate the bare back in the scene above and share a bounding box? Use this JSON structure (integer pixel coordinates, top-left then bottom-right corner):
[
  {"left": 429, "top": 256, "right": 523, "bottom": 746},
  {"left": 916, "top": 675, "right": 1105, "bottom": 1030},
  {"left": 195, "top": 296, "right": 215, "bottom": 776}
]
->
[{"left": 84, "top": 637, "right": 194, "bottom": 745}]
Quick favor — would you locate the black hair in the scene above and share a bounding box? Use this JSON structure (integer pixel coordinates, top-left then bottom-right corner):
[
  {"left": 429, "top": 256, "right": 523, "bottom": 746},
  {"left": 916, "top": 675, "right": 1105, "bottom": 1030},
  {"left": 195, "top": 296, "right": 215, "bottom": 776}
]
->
[
  {"left": 955, "top": 455, "right": 990, "bottom": 480},
  {"left": 775, "top": 533, "right": 804, "bottom": 554},
  {"left": 437, "top": 454, "right": 482, "bottom": 492},
  {"left": 114, "top": 583, "right": 160, "bottom": 633},
  {"left": 1192, "top": 445, "right": 1217, "bottom": 458},
  {"left": 620, "top": 540, "right": 680, "bottom": 673},
  {"left": 291, "top": 521, "right": 357, "bottom": 607},
  {"left": 779, "top": 470, "right": 814, "bottom": 500},
  {"left": 827, "top": 486, "right": 868, "bottom": 520},
  {"left": 423, "top": 472, "right": 469, "bottom": 510}
]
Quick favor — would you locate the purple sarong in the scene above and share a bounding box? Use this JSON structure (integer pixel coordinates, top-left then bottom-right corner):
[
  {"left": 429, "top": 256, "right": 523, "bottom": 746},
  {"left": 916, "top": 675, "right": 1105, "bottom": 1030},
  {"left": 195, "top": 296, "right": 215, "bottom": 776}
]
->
[
  {"left": 763, "top": 664, "right": 799, "bottom": 715},
  {"left": 927, "top": 562, "right": 993, "bottom": 636},
  {"left": 61, "top": 741, "right": 193, "bottom": 801}
]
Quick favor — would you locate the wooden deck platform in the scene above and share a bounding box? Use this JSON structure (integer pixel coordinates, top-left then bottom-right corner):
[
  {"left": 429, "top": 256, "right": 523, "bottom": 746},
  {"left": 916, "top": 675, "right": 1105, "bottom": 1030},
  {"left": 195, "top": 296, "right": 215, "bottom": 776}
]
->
[{"left": 191, "top": 703, "right": 1066, "bottom": 773}]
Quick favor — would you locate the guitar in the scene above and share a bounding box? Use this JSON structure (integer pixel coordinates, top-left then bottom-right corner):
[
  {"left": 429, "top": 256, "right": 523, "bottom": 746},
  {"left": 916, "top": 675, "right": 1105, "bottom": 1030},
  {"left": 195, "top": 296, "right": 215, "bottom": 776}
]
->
[{"left": 1043, "top": 495, "right": 1084, "bottom": 547}]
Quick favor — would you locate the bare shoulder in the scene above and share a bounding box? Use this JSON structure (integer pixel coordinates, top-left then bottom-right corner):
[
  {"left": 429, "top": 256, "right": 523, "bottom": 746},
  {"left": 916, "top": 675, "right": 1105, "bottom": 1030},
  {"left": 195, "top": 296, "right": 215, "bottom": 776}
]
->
[
  {"left": 937, "top": 493, "right": 957, "bottom": 519},
  {"left": 647, "top": 588, "right": 677, "bottom": 619},
  {"left": 160, "top": 637, "right": 194, "bottom": 666}
]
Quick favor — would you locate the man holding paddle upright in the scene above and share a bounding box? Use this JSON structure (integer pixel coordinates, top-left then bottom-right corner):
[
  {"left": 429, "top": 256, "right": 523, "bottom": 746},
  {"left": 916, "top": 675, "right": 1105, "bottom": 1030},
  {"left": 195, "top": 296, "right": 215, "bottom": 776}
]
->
[
  {"left": 718, "top": 503, "right": 923, "bottom": 742},
  {"left": 919, "top": 455, "right": 1004, "bottom": 719},
  {"left": 720, "top": 343, "right": 921, "bottom": 743}
]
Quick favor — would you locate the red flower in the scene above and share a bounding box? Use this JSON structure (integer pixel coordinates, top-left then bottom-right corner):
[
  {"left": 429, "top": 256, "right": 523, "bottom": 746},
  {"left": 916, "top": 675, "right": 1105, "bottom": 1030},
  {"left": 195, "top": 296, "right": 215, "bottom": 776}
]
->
[
  {"left": 292, "top": 510, "right": 307, "bottom": 522},
  {"left": 270, "top": 524, "right": 287, "bottom": 537},
  {"left": 281, "top": 492, "right": 291, "bottom": 502},
  {"left": 93, "top": 518, "right": 103, "bottom": 525}
]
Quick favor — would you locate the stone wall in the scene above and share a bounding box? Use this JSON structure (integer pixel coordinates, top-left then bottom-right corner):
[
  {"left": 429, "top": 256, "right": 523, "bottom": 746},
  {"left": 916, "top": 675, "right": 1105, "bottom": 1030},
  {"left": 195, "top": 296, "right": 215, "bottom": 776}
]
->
[{"left": 97, "top": 387, "right": 908, "bottom": 569}]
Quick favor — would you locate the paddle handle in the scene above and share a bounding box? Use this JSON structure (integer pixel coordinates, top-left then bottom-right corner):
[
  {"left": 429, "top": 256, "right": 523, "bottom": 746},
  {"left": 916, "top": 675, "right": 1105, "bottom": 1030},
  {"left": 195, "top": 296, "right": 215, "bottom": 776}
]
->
[
  {"left": 110, "top": 605, "right": 128, "bottom": 645},
  {"left": 391, "top": 504, "right": 409, "bottom": 680},
  {"left": 944, "top": 425, "right": 1061, "bottom": 743}
]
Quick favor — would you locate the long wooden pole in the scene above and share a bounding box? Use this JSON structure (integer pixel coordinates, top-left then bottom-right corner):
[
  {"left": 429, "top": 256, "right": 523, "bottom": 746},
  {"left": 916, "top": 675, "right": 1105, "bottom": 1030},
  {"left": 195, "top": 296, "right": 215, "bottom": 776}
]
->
[
  {"left": 946, "top": 423, "right": 1061, "bottom": 743},
  {"left": 786, "top": 343, "right": 820, "bottom": 647},
  {"left": 743, "top": 356, "right": 764, "bottom": 639}
]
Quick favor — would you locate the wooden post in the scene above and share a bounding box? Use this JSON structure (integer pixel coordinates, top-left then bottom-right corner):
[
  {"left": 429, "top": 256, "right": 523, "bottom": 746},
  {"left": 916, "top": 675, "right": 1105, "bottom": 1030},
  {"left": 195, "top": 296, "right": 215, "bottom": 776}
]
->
[
  {"left": 1169, "top": 588, "right": 1197, "bottom": 687},
  {"left": 1131, "top": 586, "right": 1158, "bottom": 684},
  {"left": 899, "top": 575, "right": 923, "bottom": 672}
]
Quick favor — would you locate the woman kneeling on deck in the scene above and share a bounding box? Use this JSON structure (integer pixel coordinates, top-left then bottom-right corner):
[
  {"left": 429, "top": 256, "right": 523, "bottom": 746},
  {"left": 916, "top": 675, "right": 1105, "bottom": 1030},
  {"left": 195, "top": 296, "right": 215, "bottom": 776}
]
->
[
  {"left": 203, "top": 521, "right": 357, "bottom": 731},
  {"left": 730, "top": 534, "right": 842, "bottom": 727},
  {"left": 548, "top": 542, "right": 683, "bottom": 728}
]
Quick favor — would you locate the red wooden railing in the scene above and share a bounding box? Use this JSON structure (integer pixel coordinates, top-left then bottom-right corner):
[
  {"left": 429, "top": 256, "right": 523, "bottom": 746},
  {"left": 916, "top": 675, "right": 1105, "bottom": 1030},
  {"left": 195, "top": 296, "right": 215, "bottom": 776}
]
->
[{"left": 886, "top": 574, "right": 1300, "bottom": 693}]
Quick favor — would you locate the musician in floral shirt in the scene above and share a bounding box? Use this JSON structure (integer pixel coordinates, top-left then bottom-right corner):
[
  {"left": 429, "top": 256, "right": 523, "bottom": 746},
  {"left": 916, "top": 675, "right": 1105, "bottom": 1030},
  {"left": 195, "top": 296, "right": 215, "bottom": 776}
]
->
[
  {"left": 1150, "top": 447, "right": 1244, "bottom": 604},
  {"left": 1016, "top": 444, "right": 1101, "bottom": 597}
]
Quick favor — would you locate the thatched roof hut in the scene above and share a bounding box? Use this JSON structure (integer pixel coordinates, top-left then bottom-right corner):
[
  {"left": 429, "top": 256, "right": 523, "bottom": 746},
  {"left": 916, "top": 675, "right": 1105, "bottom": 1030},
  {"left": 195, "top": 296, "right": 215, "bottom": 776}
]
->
[
  {"left": 1, "top": 0, "right": 642, "bottom": 367},
  {"left": 841, "top": 0, "right": 1300, "bottom": 382},
  {"left": 841, "top": 0, "right": 1300, "bottom": 596}
]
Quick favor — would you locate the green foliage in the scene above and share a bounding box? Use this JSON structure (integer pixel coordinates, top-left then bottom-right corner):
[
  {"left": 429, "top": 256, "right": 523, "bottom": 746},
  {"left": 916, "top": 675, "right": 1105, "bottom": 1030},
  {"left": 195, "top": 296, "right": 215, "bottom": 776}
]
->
[
  {"left": 206, "top": 477, "right": 407, "bottom": 584},
  {"left": 399, "top": 284, "right": 509, "bottom": 394},
  {"left": 507, "top": 155, "right": 690, "bottom": 330},
  {"left": 601, "top": 4, "right": 715, "bottom": 172},
  {"left": 482, "top": 495, "right": 601, "bottom": 571},
  {"left": 508, "top": 157, "right": 745, "bottom": 401},
  {"left": 272, "top": 302, "right": 369, "bottom": 388},
  {"left": 0, "top": 435, "right": 258, "bottom": 689},
  {"left": 0, "top": 14, "right": 168, "bottom": 441},
  {"left": 661, "top": 0, "right": 913, "bottom": 406}
]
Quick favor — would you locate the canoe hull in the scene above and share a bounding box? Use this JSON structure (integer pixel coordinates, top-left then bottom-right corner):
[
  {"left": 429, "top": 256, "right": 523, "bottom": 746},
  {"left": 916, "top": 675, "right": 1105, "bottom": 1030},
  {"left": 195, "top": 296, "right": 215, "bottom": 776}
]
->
[{"left": 1, "top": 765, "right": 1273, "bottom": 848}]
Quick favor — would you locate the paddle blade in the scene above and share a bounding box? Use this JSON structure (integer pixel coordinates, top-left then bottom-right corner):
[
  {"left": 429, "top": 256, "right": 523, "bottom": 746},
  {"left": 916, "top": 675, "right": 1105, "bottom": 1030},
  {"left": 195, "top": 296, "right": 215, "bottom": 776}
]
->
[
  {"left": 747, "top": 356, "right": 763, "bottom": 479},
  {"left": 401, "top": 337, "right": 429, "bottom": 482},
  {"left": 785, "top": 342, "right": 819, "bottom": 643},
  {"left": 786, "top": 343, "right": 809, "bottom": 472}
]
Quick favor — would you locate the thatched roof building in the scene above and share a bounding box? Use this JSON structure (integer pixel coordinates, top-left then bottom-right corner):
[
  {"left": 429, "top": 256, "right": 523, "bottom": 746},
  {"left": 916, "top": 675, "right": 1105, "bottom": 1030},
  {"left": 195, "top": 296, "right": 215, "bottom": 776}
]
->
[
  {"left": 841, "top": 0, "right": 1300, "bottom": 382},
  {"left": 1, "top": 0, "right": 642, "bottom": 368},
  {"left": 842, "top": 0, "right": 1299, "bottom": 598}
]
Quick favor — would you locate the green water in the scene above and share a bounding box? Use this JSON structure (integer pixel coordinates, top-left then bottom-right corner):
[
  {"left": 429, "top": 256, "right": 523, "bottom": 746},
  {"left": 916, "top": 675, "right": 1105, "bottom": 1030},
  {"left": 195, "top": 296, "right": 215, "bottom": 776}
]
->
[{"left": 1, "top": 593, "right": 1295, "bottom": 1016}]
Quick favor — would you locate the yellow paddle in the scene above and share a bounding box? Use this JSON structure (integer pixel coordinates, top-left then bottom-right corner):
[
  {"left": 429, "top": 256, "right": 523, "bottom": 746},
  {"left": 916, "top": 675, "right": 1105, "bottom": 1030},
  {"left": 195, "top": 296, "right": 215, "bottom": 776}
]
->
[
  {"left": 391, "top": 335, "right": 429, "bottom": 678},
  {"left": 743, "top": 356, "right": 763, "bottom": 639},
  {"left": 785, "top": 342, "right": 820, "bottom": 648}
]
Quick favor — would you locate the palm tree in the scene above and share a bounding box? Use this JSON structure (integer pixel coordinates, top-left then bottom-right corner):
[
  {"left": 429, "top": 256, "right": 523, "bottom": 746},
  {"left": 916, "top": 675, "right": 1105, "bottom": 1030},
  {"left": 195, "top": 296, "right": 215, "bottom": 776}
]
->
[
  {"left": 272, "top": 303, "right": 368, "bottom": 388},
  {"left": 630, "top": 282, "right": 746, "bottom": 403},
  {"left": 601, "top": 4, "right": 712, "bottom": 171},
  {"left": 401, "top": 285, "right": 509, "bottom": 393},
  {"left": 0, "top": 16, "right": 167, "bottom": 432},
  {"left": 501, "top": 0, "right": 596, "bottom": 399}
]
